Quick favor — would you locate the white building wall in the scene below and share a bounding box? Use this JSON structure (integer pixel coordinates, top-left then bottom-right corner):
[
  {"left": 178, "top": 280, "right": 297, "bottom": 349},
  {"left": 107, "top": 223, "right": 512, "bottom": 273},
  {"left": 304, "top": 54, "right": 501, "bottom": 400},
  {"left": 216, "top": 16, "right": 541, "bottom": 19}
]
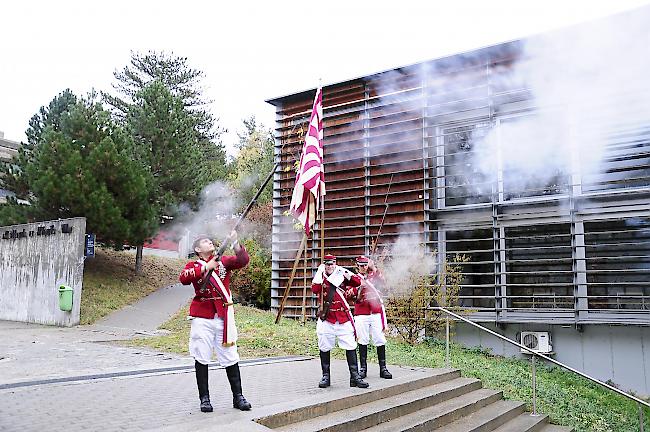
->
[
  {"left": 454, "top": 321, "right": 650, "bottom": 397},
  {"left": 0, "top": 218, "right": 86, "bottom": 326}
]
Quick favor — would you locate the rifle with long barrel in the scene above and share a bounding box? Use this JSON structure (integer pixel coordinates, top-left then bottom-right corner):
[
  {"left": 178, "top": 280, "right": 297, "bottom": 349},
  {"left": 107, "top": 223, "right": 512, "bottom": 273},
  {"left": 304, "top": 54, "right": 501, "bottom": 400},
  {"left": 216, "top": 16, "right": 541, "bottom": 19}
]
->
[
  {"left": 369, "top": 173, "right": 394, "bottom": 258},
  {"left": 199, "top": 152, "right": 282, "bottom": 291},
  {"left": 359, "top": 174, "right": 394, "bottom": 303}
]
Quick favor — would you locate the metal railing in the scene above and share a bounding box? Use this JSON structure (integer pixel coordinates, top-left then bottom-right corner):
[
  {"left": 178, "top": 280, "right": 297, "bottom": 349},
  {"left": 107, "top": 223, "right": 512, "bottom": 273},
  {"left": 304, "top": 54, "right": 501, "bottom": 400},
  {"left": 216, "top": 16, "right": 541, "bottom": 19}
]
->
[{"left": 432, "top": 306, "right": 650, "bottom": 431}]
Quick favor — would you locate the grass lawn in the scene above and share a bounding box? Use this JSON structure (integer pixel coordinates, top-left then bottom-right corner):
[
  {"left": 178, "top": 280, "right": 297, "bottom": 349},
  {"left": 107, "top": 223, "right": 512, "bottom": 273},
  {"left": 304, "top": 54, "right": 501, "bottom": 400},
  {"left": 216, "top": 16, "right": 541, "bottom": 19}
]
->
[
  {"left": 127, "top": 305, "right": 649, "bottom": 432},
  {"left": 80, "top": 248, "right": 185, "bottom": 325}
]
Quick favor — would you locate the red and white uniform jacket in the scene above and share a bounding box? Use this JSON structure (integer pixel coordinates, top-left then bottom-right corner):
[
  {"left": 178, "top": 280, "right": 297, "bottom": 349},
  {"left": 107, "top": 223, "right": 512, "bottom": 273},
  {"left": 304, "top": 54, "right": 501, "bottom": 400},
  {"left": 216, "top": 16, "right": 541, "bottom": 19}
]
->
[
  {"left": 179, "top": 246, "right": 249, "bottom": 319},
  {"left": 354, "top": 270, "right": 386, "bottom": 316},
  {"left": 312, "top": 271, "right": 362, "bottom": 325}
]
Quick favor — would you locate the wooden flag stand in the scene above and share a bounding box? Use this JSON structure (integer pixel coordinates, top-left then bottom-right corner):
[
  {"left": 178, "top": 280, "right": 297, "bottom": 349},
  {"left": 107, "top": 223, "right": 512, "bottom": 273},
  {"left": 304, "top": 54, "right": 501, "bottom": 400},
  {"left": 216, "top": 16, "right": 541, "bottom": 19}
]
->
[
  {"left": 275, "top": 204, "right": 326, "bottom": 325},
  {"left": 275, "top": 233, "right": 307, "bottom": 324}
]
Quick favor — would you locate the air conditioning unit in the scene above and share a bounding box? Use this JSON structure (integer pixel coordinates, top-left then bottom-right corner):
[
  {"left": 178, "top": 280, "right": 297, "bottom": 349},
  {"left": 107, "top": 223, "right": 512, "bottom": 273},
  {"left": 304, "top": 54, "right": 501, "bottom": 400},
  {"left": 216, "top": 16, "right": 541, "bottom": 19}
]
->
[{"left": 520, "top": 331, "right": 552, "bottom": 354}]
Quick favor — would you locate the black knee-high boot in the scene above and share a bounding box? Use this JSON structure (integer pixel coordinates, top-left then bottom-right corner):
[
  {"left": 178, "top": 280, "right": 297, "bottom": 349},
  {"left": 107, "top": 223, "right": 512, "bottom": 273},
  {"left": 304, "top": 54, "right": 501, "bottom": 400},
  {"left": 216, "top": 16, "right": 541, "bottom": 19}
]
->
[
  {"left": 377, "top": 345, "right": 393, "bottom": 379},
  {"left": 346, "top": 349, "right": 369, "bottom": 388},
  {"left": 358, "top": 344, "right": 368, "bottom": 379},
  {"left": 225, "top": 363, "right": 252, "bottom": 411},
  {"left": 195, "top": 361, "right": 213, "bottom": 412},
  {"left": 318, "top": 350, "right": 331, "bottom": 388}
]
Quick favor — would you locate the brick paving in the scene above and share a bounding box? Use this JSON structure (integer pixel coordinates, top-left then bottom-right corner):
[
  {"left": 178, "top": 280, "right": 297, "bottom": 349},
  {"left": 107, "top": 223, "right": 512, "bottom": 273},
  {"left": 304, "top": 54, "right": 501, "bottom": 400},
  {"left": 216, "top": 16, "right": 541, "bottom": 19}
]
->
[
  {"left": 0, "top": 355, "right": 432, "bottom": 432},
  {"left": 0, "top": 285, "right": 436, "bottom": 432}
]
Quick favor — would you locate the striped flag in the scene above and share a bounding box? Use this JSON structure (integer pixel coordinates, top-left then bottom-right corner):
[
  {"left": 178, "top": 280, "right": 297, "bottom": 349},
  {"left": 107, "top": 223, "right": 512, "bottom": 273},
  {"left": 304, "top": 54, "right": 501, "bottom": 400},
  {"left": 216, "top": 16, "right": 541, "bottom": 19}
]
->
[{"left": 290, "top": 87, "right": 325, "bottom": 236}]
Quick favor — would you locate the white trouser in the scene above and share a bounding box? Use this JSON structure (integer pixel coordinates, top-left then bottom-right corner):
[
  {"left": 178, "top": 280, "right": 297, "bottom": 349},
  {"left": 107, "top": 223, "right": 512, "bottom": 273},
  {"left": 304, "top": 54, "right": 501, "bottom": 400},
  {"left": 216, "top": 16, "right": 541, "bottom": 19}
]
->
[
  {"left": 189, "top": 316, "right": 240, "bottom": 367},
  {"left": 316, "top": 319, "right": 357, "bottom": 351},
  {"left": 354, "top": 313, "right": 387, "bottom": 346}
]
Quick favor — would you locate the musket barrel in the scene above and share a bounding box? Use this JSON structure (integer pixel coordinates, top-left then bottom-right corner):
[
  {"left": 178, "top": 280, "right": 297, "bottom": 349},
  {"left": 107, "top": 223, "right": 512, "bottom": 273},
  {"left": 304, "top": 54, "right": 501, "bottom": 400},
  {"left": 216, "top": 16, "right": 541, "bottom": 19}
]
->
[{"left": 200, "top": 161, "right": 280, "bottom": 289}]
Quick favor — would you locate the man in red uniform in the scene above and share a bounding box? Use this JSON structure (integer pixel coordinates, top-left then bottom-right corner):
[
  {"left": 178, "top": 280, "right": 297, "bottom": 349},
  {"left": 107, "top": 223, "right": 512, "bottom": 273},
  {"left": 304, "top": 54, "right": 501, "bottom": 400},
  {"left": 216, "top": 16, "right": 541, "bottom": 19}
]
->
[
  {"left": 311, "top": 254, "right": 369, "bottom": 389},
  {"left": 179, "top": 230, "right": 251, "bottom": 413},
  {"left": 354, "top": 256, "right": 392, "bottom": 379}
]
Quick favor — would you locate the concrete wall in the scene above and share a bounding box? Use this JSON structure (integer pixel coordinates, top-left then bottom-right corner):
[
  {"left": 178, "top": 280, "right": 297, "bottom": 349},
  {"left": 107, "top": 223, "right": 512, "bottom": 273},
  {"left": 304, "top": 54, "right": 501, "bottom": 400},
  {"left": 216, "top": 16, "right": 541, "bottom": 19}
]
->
[
  {"left": 453, "top": 321, "right": 650, "bottom": 397},
  {"left": 0, "top": 218, "right": 86, "bottom": 326}
]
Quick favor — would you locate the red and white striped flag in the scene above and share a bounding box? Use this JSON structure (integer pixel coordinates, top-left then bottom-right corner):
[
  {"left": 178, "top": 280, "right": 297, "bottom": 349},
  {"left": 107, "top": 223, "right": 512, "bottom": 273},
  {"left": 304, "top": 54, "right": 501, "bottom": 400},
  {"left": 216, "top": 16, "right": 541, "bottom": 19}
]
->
[{"left": 290, "top": 87, "right": 325, "bottom": 236}]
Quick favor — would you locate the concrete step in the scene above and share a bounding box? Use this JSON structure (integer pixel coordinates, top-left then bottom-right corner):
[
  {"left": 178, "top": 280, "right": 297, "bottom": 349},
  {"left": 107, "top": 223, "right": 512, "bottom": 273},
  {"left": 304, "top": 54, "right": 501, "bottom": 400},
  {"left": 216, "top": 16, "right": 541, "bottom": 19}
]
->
[
  {"left": 275, "top": 377, "right": 483, "bottom": 432},
  {"left": 538, "top": 425, "right": 573, "bottom": 432},
  {"left": 257, "top": 368, "right": 461, "bottom": 429},
  {"left": 362, "top": 388, "right": 504, "bottom": 432},
  {"left": 434, "top": 399, "right": 526, "bottom": 431},
  {"left": 491, "top": 413, "right": 550, "bottom": 432}
]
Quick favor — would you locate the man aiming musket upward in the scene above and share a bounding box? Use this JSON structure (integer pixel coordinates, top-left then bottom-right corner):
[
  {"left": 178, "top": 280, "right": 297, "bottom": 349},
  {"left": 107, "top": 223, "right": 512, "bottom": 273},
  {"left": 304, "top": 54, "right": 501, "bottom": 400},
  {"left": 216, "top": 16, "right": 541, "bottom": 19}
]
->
[
  {"left": 179, "top": 230, "right": 252, "bottom": 413},
  {"left": 177, "top": 106, "right": 284, "bottom": 413}
]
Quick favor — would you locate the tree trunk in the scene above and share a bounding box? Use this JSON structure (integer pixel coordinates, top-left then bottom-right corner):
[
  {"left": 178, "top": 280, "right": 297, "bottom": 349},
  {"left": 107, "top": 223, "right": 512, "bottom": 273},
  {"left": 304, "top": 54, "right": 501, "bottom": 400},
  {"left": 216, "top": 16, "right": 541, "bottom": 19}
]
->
[{"left": 135, "top": 245, "right": 143, "bottom": 275}]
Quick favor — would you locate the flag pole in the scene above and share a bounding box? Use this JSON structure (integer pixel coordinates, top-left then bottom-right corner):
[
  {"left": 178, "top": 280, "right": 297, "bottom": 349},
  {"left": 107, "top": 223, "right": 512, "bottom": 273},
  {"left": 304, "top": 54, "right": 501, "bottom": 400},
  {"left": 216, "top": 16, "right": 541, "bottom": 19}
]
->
[
  {"left": 319, "top": 80, "right": 325, "bottom": 313},
  {"left": 302, "top": 232, "right": 308, "bottom": 324},
  {"left": 319, "top": 195, "right": 325, "bottom": 311}
]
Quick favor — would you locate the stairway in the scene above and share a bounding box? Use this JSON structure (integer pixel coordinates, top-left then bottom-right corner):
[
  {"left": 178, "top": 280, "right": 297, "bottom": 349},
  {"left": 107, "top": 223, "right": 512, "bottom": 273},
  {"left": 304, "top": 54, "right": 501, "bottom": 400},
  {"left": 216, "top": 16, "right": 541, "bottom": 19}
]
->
[{"left": 256, "top": 368, "right": 572, "bottom": 432}]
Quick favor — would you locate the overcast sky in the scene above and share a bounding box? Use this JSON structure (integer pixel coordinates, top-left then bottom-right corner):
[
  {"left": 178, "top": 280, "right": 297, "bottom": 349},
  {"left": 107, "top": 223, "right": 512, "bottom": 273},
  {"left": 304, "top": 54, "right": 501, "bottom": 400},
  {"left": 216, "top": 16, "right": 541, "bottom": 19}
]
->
[{"left": 2, "top": 0, "right": 649, "bottom": 157}]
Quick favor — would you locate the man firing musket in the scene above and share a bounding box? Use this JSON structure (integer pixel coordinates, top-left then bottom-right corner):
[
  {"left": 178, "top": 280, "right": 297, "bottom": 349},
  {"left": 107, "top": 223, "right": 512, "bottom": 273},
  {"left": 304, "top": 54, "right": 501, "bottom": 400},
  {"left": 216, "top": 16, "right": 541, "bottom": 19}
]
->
[
  {"left": 177, "top": 121, "right": 284, "bottom": 413},
  {"left": 311, "top": 254, "right": 370, "bottom": 389},
  {"left": 353, "top": 255, "right": 392, "bottom": 380},
  {"left": 179, "top": 230, "right": 252, "bottom": 413}
]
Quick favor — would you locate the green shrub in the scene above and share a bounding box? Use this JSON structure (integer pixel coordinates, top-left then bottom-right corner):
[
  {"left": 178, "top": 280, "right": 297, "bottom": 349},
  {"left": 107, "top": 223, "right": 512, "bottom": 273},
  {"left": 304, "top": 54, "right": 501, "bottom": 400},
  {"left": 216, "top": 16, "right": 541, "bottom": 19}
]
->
[{"left": 230, "top": 237, "right": 271, "bottom": 308}]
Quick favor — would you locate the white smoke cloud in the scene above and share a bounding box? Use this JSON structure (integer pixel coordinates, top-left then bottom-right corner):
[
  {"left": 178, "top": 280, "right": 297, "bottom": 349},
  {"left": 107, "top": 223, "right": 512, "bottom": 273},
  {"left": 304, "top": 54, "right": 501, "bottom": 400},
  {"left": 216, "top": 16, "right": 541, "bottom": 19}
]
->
[
  {"left": 471, "top": 8, "right": 650, "bottom": 196},
  {"left": 354, "top": 8, "right": 650, "bottom": 202},
  {"left": 380, "top": 228, "right": 438, "bottom": 297},
  {"left": 163, "top": 181, "right": 240, "bottom": 254}
]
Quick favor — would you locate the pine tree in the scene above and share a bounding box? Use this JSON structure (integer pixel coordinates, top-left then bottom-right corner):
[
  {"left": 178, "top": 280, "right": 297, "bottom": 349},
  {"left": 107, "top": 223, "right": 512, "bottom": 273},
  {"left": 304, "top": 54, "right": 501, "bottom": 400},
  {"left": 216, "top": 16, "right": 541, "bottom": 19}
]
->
[
  {"left": 1, "top": 91, "right": 157, "bottom": 249},
  {"left": 1, "top": 89, "right": 77, "bottom": 200},
  {"left": 105, "top": 51, "right": 228, "bottom": 272}
]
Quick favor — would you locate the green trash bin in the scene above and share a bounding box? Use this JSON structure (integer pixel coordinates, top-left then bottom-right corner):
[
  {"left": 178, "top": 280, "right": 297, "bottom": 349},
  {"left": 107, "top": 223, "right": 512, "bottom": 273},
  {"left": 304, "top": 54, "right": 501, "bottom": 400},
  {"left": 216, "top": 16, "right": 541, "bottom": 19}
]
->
[{"left": 58, "top": 285, "right": 73, "bottom": 312}]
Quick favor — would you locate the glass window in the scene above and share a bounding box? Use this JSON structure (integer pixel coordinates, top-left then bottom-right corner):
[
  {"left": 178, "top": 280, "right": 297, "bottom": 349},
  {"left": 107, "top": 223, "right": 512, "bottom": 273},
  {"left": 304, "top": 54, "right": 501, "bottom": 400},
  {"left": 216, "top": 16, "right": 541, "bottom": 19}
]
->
[
  {"left": 443, "top": 122, "right": 493, "bottom": 206},
  {"left": 505, "top": 224, "right": 573, "bottom": 310},
  {"left": 500, "top": 116, "right": 570, "bottom": 200},
  {"left": 446, "top": 229, "right": 496, "bottom": 310},
  {"left": 585, "top": 218, "right": 650, "bottom": 311}
]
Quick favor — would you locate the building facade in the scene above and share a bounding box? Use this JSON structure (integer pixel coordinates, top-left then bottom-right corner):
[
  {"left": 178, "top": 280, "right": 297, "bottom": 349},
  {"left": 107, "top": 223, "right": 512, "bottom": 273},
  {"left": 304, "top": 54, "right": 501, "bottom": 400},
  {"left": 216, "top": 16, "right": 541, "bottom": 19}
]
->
[
  {"left": 267, "top": 9, "right": 650, "bottom": 395},
  {"left": 0, "top": 131, "right": 20, "bottom": 204}
]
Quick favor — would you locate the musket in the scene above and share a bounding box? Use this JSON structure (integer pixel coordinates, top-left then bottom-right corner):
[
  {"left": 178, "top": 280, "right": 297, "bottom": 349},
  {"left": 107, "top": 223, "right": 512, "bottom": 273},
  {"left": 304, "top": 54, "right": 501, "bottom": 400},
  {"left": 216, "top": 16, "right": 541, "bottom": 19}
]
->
[
  {"left": 199, "top": 131, "right": 295, "bottom": 291},
  {"left": 369, "top": 173, "right": 394, "bottom": 258},
  {"left": 359, "top": 174, "right": 393, "bottom": 302}
]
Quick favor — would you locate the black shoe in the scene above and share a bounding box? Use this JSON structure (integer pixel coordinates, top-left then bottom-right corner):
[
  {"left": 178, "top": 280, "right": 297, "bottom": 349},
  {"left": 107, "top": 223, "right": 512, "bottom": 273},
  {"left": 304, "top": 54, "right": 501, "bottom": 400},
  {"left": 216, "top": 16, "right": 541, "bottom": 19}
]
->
[
  {"left": 346, "top": 349, "right": 370, "bottom": 388},
  {"left": 318, "top": 350, "right": 331, "bottom": 388},
  {"left": 377, "top": 345, "right": 393, "bottom": 379},
  {"left": 358, "top": 344, "right": 368, "bottom": 379},
  {"left": 233, "top": 394, "right": 252, "bottom": 411},
  {"left": 226, "top": 363, "right": 252, "bottom": 411},
  {"left": 200, "top": 395, "right": 213, "bottom": 413},
  {"left": 319, "top": 374, "right": 331, "bottom": 388},
  {"left": 380, "top": 366, "right": 393, "bottom": 379},
  {"left": 350, "top": 374, "right": 370, "bottom": 388}
]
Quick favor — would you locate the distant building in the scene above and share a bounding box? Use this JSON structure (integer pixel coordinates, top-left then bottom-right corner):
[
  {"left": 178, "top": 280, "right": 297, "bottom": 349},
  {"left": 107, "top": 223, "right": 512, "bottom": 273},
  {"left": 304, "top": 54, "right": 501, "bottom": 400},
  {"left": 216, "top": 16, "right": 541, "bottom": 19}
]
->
[
  {"left": 0, "top": 131, "right": 20, "bottom": 204},
  {"left": 268, "top": 7, "right": 650, "bottom": 396},
  {"left": 142, "top": 229, "right": 192, "bottom": 259}
]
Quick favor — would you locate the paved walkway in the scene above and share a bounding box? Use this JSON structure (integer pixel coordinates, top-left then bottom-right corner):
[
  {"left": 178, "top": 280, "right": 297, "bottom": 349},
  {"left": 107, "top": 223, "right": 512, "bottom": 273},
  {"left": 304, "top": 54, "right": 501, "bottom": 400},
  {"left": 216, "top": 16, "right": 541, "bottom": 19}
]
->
[
  {"left": 0, "top": 355, "right": 436, "bottom": 432},
  {"left": 0, "top": 283, "right": 194, "bottom": 387},
  {"left": 0, "top": 283, "right": 438, "bottom": 432},
  {"left": 90, "top": 283, "right": 194, "bottom": 336}
]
